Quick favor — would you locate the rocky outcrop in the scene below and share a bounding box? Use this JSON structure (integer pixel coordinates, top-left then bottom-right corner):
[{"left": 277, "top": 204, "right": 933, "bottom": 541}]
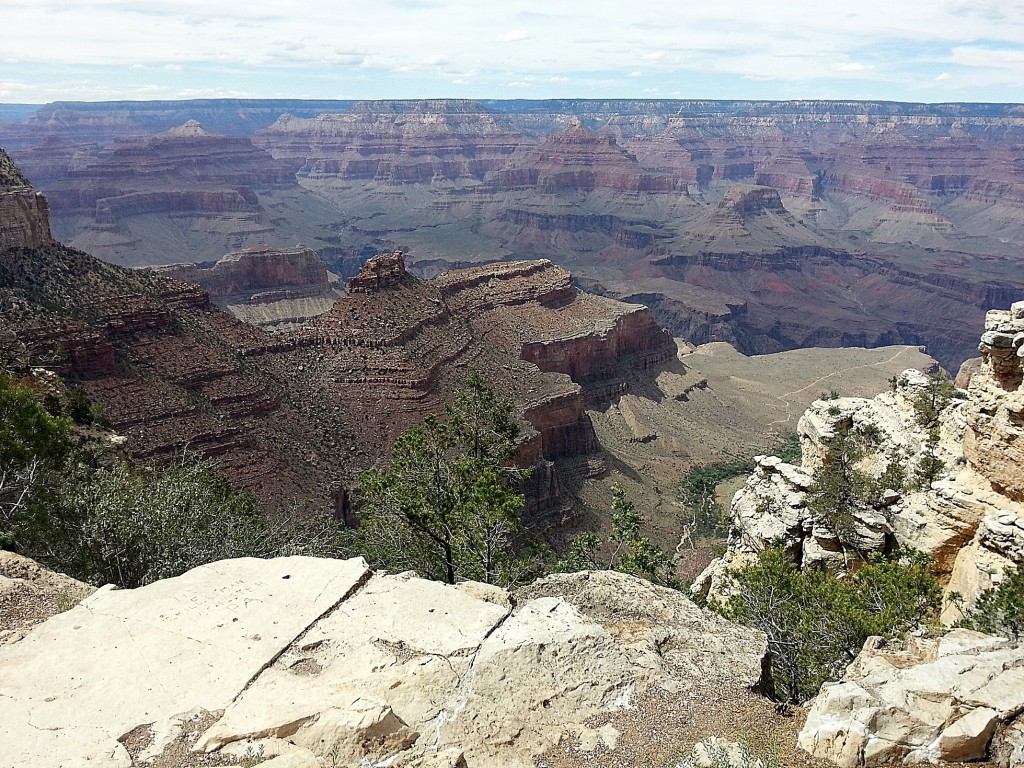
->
[
  {"left": 0, "top": 151, "right": 53, "bottom": 250},
  {"left": 0, "top": 187, "right": 53, "bottom": 251},
  {"left": 798, "top": 629, "right": 1024, "bottom": 767},
  {"left": 151, "top": 245, "right": 342, "bottom": 330},
  {"left": 695, "top": 303, "right": 1024, "bottom": 624},
  {"left": 963, "top": 303, "right": 1024, "bottom": 501},
  {"left": 347, "top": 249, "right": 409, "bottom": 293},
  {"left": 0, "top": 551, "right": 94, "bottom": 643},
  {"left": 0, "top": 557, "right": 769, "bottom": 768},
  {"left": 156, "top": 245, "right": 330, "bottom": 297}
]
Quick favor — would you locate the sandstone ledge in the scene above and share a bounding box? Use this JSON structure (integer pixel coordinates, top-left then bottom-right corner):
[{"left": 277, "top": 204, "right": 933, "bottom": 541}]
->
[{"left": 0, "top": 557, "right": 768, "bottom": 768}]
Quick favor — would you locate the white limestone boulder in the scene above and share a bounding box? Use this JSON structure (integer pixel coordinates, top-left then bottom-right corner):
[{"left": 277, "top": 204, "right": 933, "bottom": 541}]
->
[
  {"left": 798, "top": 629, "right": 1024, "bottom": 767},
  {"left": 0, "top": 558, "right": 768, "bottom": 768}
]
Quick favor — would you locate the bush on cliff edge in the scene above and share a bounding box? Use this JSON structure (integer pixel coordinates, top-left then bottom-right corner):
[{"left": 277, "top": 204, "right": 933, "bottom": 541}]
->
[{"left": 714, "top": 547, "right": 941, "bottom": 703}]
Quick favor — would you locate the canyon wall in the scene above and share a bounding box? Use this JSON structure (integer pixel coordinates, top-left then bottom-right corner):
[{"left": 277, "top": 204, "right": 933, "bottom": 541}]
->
[
  {"left": 695, "top": 302, "right": 1024, "bottom": 626},
  {"left": 8, "top": 99, "right": 1024, "bottom": 368},
  {"left": 0, "top": 188, "right": 52, "bottom": 251}
]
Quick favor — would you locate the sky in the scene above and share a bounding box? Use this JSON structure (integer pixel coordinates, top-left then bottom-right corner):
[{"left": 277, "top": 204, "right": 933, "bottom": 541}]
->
[{"left": 2, "top": 0, "right": 1023, "bottom": 104}]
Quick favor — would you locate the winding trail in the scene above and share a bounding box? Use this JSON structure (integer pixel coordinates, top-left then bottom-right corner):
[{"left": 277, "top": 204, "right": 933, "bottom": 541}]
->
[{"left": 767, "top": 345, "right": 918, "bottom": 427}]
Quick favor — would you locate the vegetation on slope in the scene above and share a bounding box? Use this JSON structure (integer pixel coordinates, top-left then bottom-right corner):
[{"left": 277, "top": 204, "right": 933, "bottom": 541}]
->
[
  {"left": 714, "top": 547, "right": 941, "bottom": 703},
  {"left": 0, "top": 371, "right": 339, "bottom": 588},
  {"left": 961, "top": 566, "right": 1024, "bottom": 641},
  {"left": 358, "top": 370, "right": 542, "bottom": 587}
]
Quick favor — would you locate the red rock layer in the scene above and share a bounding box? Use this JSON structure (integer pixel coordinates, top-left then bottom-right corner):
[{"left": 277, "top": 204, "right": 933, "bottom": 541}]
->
[
  {"left": 491, "top": 125, "right": 678, "bottom": 193},
  {"left": 155, "top": 245, "right": 328, "bottom": 297},
  {"left": 0, "top": 189, "right": 53, "bottom": 251},
  {"left": 255, "top": 100, "right": 523, "bottom": 183}
]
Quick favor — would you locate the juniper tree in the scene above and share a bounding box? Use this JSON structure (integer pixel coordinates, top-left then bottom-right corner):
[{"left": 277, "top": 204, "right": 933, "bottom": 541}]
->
[{"left": 358, "top": 370, "right": 539, "bottom": 586}]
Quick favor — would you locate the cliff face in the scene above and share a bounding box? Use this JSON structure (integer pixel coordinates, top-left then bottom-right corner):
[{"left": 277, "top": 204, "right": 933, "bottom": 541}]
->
[
  {"left": 31, "top": 122, "right": 334, "bottom": 266},
  {"left": 155, "top": 245, "right": 329, "bottom": 297},
  {"left": 255, "top": 100, "right": 524, "bottom": 183},
  {"left": 0, "top": 188, "right": 52, "bottom": 251},
  {"left": 491, "top": 125, "right": 679, "bottom": 193},
  {"left": 963, "top": 304, "right": 1024, "bottom": 502},
  {"left": 153, "top": 245, "right": 341, "bottom": 331},
  {"left": 0, "top": 149, "right": 53, "bottom": 250},
  {"left": 695, "top": 302, "right": 1024, "bottom": 626}
]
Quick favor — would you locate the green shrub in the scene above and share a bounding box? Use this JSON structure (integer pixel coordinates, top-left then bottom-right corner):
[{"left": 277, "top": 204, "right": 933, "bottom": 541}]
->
[
  {"left": 911, "top": 370, "right": 961, "bottom": 428},
  {"left": 804, "top": 428, "right": 872, "bottom": 548},
  {"left": 714, "top": 547, "right": 940, "bottom": 703},
  {"left": 961, "top": 567, "right": 1024, "bottom": 641},
  {"left": 22, "top": 452, "right": 339, "bottom": 588},
  {"left": 358, "top": 370, "right": 541, "bottom": 587},
  {"left": 558, "top": 484, "right": 675, "bottom": 586}
]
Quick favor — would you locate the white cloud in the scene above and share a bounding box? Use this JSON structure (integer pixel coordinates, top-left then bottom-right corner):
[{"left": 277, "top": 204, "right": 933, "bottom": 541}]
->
[
  {"left": 4, "top": 0, "right": 1024, "bottom": 100},
  {"left": 495, "top": 30, "right": 530, "bottom": 42},
  {"left": 834, "top": 62, "right": 871, "bottom": 72}
]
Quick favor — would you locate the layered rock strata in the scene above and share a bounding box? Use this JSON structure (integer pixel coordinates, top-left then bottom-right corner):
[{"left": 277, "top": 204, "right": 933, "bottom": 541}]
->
[
  {"left": 2, "top": 157, "right": 677, "bottom": 517},
  {"left": 10, "top": 99, "right": 1024, "bottom": 369},
  {"left": 0, "top": 557, "right": 769, "bottom": 768},
  {"left": 153, "top": 244, "right": 342, "bottom": 330}
]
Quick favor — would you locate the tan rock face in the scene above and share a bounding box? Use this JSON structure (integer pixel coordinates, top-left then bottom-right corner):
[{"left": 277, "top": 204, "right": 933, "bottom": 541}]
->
[
  {"left": 156, "top": 245, "right": 330, "bottom": 298},
  {"left": 0, "top": 188, "right": 53, "bottom": 251},
  {"left": 798, "top": 630, "right": 1024, "bottom": 767},
  {"left": 963, "top": 304, "right": 1024, "bottom": 502},
  {"left": 701, "top": 303, "right": 1024, "bottom": 620},
  {"left": 0, "top": 558, "right": 768, "bottom": 768}
]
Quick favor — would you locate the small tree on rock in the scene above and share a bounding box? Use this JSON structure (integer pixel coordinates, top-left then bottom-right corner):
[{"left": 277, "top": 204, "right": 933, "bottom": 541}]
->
[{"left": 358, "top": 370, "right": 537, "bottom": 586}]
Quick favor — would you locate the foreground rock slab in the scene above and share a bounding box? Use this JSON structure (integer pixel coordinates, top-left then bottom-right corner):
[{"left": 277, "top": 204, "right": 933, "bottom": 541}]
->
[
  {"left": 0, "top": 556, "right": 370, "bottom": 768},
  {"left": 0, "top": 558, "right": 768, "bottom": 768}
]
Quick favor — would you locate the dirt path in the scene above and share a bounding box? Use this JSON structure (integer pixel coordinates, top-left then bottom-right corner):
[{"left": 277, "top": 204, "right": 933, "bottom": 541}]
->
[{"left": 766, "top": 345, "right": 918, "bottom": 428}]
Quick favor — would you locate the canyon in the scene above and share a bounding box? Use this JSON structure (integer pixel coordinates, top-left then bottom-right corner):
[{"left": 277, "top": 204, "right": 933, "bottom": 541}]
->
[
  {"left": 3, "top": 99, "right": 1023, "bottom": 369},
  {"left": 0, "top": 149, "right": 928, "bottom": 536}
]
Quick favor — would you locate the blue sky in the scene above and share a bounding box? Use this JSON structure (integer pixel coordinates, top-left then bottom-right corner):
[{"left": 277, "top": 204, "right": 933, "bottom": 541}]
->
[{"left": 2, "top": 0, "right": 1023, "bottom": 103}]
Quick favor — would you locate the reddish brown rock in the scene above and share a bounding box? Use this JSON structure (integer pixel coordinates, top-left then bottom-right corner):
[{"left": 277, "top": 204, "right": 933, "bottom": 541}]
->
[
  {"left": 255, "top": 100, "right": 523, "bottom": 183},
  {"left": 347, "top": 250, "right": 408, "bottom": 293},
  {"left": 0, "top": 189, "right": 53, "bottom": 251},
  {"left": 492, "top": 125, "right": 679, "bottom": 194},
  {"left": 155, "top": 245, "right": 329, "bottom": 297}
]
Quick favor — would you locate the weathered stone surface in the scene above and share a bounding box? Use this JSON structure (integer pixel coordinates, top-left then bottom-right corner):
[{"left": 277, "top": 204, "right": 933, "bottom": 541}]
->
[
  {"left": 0, "top": 556, "right": 370, "bottom": 768},
  {"left": 702, "top": 304, "right": 1024, "bottom": 621},
  {"left": 798, "top": 630, "right": 1024, "bottom": 767},
  {"left": 0, "top": 187, "right": 53, "bottom": 251},
  {"left": 963, "top": 307, "right": 1024, "bottom": 502},
  {"left": 696, "top": 368, "right": 972, "bottom": 586},
  {"left": 0, "top": 550, "right": 94, "bottom": 642},
  {"left": 0, "top": 559, "right": 768, "bottom": 768}
]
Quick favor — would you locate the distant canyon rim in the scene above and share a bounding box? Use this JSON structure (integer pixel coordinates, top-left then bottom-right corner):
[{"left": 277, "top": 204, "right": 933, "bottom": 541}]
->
[{"left": 3, "top": 98, "right": 1024, "bottom": 372}]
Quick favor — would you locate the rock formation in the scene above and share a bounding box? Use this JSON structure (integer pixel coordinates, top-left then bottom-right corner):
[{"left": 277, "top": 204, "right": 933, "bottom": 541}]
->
[
  {"left": 694, "top": 302, "right": 1024, "bottom": 622},
  {"left": 153, "top": 244, "right": 343, "bottom": 330},
  {"left": 0, "top": 556, "right": 769, "bottom": 768},
  {"left": 0, "top": 149, "right": 679, "bottom": 519},
  {"left": 9, "top": 99, "right": 1024, "bottom": 368},
  {"left": 798, "top": 630, "right": 1024, "bottom": 767},
  {"left": 0, "top": 150, "right": 53, "bottom": 251},
  {"left": 32, "top": 121, "right": 340, "bottom": 265}
]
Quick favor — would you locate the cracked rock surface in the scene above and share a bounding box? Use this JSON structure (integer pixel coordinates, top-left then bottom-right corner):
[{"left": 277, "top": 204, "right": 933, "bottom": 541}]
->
[{"left": 0, "top": 558, "right": 767, "bottom": 768}]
